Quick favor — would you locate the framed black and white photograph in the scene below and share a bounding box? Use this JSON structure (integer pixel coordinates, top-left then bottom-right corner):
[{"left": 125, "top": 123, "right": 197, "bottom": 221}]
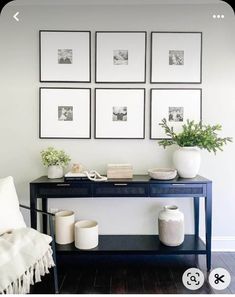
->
[
  {"left": 150, "top": 89, "right": 202, "bottom": 139},
  {"left": 151, "top": 32, "right": 202, "bottom": 83},
  {"left": 40, "top": 88, "right": 91, "bottom": 139},
  {"left": 95, "top": 88, "right": 145, "bottom": 139},
  {"left": 40, "top": 31, "right": 91, "bottom": 82},
  {"left": 95, "top": 32, "right": 147, "bottom": 83}
]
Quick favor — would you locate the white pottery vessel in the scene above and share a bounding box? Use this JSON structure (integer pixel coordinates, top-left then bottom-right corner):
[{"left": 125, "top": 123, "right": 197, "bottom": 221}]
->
[
  {"left": 75, "top": 220, "right": 98, "bottom": 250},
  {"left": 148, "top": 168, "right": 177, "bottom": 180},
  {"left": 55, "top": 210, "right": 75, "bottom": 244},
  {"left": 158, "top": 205, "right": 184, "bottom": 247},
  {"left": 48, "top": 165, "right": 63, "bottom": 179},
  {"left": 173, "top": 147, "right": 201, "bottom": 178}
]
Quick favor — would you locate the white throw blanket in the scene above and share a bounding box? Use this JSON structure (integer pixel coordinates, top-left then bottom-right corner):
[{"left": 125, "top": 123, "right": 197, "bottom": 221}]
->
[{"left": 0, "top": 227, "right": 55, "bottom": 294}]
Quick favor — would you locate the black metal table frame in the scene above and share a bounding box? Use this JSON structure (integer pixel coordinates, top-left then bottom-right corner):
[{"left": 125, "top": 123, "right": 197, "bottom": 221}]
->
[{"left": 30, "top": 175, "right": 212, "bottom": 271}]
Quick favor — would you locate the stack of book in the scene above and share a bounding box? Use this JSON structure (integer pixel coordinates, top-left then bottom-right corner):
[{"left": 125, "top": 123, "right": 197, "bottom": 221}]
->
[
  {"left": 107, "top": 164, "right": 133, "bottom": 179},
  {"left": 64, "top": 172, "right": 91, "bottom": 181}
]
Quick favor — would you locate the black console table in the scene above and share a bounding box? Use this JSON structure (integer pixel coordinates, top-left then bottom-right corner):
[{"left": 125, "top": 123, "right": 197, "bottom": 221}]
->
[{"left": 30, "top": 175, "right": 212, "bottom": 270}]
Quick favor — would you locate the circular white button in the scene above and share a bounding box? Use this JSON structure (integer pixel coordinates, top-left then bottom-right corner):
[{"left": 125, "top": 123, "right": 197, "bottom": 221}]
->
[
  {"left": 182, "top": 268, "right": 205, "bottom": 290},
  {"left": 209, "top": 268, "right": 231, "bottom": 290}
]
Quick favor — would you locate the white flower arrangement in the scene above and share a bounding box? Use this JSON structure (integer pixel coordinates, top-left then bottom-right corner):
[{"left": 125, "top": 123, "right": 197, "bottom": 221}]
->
[{"left": 41, "top": 147, "right": 71, "bottom": 168}]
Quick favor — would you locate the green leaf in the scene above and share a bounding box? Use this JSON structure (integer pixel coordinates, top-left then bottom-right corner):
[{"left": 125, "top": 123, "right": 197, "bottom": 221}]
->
[{"left": 158, "top": 118, "right": 232, "bottom": 153}]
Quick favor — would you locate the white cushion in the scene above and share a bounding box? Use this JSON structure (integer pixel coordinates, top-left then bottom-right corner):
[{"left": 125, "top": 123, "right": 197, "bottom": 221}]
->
[{"left": 0, "top": 176, "right": 26, "bottom": 235}]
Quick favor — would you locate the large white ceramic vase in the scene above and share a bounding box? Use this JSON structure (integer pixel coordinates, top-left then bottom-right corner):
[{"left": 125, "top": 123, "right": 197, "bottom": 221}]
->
[
  {"left": 48, "top": 165, "right": 63, "bottom": 179},
  {"left": 158, "top": 205, "right": 184, "bottom": 247},
  {"left": 173, "top": 146, "right": 201, "bottom": 178}
]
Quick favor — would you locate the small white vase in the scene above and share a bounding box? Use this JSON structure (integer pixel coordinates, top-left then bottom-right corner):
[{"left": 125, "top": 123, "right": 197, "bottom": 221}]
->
[
  {"left": 173, "top": 146, "right": 201, "bottom": 178},
  {"left": 158, "top": 205, "right": 184, "bottom": 247},
  {"left": 48, "top": 165, "right": 63, "bottom": 179},
  {"left": 55, "top": 210, "right": 75, "bottom": 244},
  {"left": 75, "top": 220, "right": 98, "bottom": 250}
]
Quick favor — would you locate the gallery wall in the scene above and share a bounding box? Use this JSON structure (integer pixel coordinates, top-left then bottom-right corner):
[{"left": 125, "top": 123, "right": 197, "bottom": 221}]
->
[{"left": 0, "top": 0, "right": 234, "bottom": 250}]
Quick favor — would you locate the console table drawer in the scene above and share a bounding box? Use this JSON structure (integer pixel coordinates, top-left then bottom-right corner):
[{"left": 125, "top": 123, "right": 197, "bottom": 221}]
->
[
  {"left": 38, "top": 183, "right": 92, "bottom": 197},
  {"left": 93, "top": 183, "right": 149, "bottom": 197},
  {"left": 150, "top": 183, "right": 206, "bottom": 197}
]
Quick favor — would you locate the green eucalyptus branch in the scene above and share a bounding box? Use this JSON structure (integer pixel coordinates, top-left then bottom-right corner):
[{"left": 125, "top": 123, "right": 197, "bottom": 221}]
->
[{"left": 158, "top": 119, "right": 232, "bottom": 154}]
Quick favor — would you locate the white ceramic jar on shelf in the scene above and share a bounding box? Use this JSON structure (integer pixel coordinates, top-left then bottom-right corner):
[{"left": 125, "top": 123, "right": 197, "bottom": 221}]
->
[
  {"left": 55, "top": 210, "right": 75, "bottom": 244},
  {"left": 75, "top": 220, "right": 98, "bottom": 250},
  {"left": 173, "top": 146, "right": 201, "bottom": 178},
  {"left": 158, "top": 205, "right": 184, "bottom": 247}
]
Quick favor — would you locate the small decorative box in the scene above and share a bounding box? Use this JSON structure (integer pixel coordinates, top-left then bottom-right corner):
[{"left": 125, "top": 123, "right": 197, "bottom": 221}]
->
[{"left": 107, "top": 164, "right": 133, "bottom": 179}]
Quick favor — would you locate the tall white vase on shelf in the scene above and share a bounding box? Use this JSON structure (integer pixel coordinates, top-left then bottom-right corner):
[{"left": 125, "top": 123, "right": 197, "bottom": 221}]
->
[
  {"left": 55, "top": 210, "right": 75, "bottom": 244},
  {"left": 158, "top": 205, "right": 184, "bottom": 247},
  {"left": 48, "top": 165, "right": 63, "bottom": 179},
  {"left": 173, "top": 147, "right": 201, "bottom": 178}
]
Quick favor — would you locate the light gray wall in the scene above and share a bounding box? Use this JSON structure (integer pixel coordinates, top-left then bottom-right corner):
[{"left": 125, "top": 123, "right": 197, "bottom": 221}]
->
[{"left": 0, "top": 0, "right": 234, "bottom": 250}]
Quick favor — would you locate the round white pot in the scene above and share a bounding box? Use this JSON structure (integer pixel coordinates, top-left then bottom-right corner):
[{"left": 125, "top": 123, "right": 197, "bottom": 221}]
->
[
  {"left": 158, "top": 205, "right": 184, "bottom": 247},
  {"left": 173, "top": 147, "right": 201, "bottom": 178},
  {"left": 75, "top": 220, "right": 98, "bottom": 250},
  {"left": 55, "top": 210, "right": 75, "bottom": 244},
  {"left": 48, "top": 165, "right": 63, "bottom": 179}
]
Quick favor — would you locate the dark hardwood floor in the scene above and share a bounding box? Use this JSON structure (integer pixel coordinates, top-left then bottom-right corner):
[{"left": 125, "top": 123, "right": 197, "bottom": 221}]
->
[{"left": 32, "top": 253, "right": 235, "bottom": 294}]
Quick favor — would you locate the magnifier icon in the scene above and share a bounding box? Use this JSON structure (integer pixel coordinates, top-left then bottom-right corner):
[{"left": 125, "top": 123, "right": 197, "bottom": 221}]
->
[
  {"left": 190, "top": 275, "right": 197, "bottom": 282},
  {"left": 183, "top": 268, "right": 205, "bottom": 290}
]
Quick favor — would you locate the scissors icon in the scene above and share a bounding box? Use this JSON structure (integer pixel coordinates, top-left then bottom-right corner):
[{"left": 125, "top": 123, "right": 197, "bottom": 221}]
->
[{"left": 214, "top": 274, "right": 225, "bottom": 284}]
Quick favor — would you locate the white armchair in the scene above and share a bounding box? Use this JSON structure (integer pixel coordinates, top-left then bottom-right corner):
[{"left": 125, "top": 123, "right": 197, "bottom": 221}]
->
[{"left": 0, "top": 176, "right": 58, "bottom": 294}]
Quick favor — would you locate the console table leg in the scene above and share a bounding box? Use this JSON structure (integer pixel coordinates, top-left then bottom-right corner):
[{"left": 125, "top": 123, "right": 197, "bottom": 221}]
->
[
  {"left": 194, "top": 197, "right": 199, "bottom": 238},
  {"left": 30, "top": 184, "right": 37, "bottom": 229},
  {"left": 205, "top": 183, "right": 212, "bottom": 271},
  {"left": 42, "top": 198, "right": 48, "bottom": 234},
  {"left": 49, "top": 215, "right": 59, "bottom": 293}
]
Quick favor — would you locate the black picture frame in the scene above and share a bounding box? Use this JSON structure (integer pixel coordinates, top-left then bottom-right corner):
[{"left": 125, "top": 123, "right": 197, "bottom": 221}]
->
[
  {"left": 39, "top": 30, "right": 91, "bottom": 83},
  {"left": 150, "top": 88, "right": 202, "bottom": 140},
  {"left": 39, "top": 87, "right": 91, "bottom": 139},
  {"left": 150, "top": 31, "right": 202, "bottom": 84},
  {"left": 95, "top": 88, "right": 146, "bottom": 139},
  {"left": 95, "top": 31, "right": 147, "bottom": 83}
]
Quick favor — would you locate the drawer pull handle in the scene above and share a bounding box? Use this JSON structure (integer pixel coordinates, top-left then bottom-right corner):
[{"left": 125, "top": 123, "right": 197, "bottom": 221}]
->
[
  {"left": 114, "top": 183, "right": 128, "bottom": 186},
  {"left": 172, "top": 184, "right": 186, "bottom": 186},
  {"left": 56, "top": 184, "right": 70, "bottom": 187}
]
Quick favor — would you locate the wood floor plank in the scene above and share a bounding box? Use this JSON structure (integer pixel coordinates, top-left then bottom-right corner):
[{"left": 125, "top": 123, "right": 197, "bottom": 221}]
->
[
  {"left": 110, "top": 267, "right": 127, "bottom": 294},
  {"left": 211, "top": 253, "right": 233, "bottom": 293},
  {"left": 172, "top": 257, "right": 193, "bottom": 294},
  {"left": 155, "top": 266, "right": 177, "bottom": 294},
  {"left": 76, "top": 268, "right": 97, "bottom": 294},
  {"left": 219, "top": 252, "right": 235, "bottom": 272},
  {"left": 59, "top": 270, "right": 81, "bottom": 294},
  {"left": 141, "top": 267, "right": 159, "bottom": 293},
  {"left": 218, "top": 253, "right": 235, "bottom": 293},
  {"left": 126, "top": 267, "right": 144, "bottom": 294},
  {"left": 31, "top": 273, "right": 53, "bottom": 294},
  {"left": 94, "top": 267, "right": 112, "bottom": 293},
  {"left": 32, "top": 268, "right": 66, "bottom": 294},
  {"left": 32, "top": 253, "right": 235, "bottom": 294}
]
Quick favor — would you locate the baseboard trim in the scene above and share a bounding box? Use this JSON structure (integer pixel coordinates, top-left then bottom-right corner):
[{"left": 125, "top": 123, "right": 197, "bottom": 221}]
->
[{"left": 201, "top": 236, "right": 235, "bottom": 251}]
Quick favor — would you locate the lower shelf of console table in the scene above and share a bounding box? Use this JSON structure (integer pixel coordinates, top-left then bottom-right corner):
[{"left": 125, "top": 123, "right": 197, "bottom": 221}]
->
[
  {"left": 30, "top": 175, "right": 212, "bottom": 270},
  {"left": 56, "top": 235, "right": 206, "bottom": 255}
]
